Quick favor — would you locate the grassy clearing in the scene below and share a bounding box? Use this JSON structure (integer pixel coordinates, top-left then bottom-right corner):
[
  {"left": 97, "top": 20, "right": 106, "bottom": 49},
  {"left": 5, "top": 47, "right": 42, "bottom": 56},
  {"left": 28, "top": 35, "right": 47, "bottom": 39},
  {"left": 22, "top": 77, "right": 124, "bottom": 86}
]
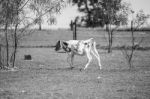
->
[{"left": 0, "top": 28, "right": 150, "bottom": 99}]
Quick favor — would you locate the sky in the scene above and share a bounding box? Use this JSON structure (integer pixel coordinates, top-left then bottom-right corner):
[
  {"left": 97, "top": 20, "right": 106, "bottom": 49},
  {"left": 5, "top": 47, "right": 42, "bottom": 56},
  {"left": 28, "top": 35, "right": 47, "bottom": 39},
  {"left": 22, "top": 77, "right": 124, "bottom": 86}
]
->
[
  {"left": 39, "top": 0, "right": 150, "bottom": 29},
  {"left": 125, "top": 0, "right": 150, "bottom": 14}
]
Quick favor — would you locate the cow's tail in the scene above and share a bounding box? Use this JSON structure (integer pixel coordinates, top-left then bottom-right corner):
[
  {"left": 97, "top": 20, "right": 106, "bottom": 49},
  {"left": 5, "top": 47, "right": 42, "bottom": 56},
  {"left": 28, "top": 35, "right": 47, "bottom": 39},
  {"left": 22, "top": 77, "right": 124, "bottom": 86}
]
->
[
  {"left": 89, "top": 38, "right": 96, "bottom": 49},
  {"left": 92, "top": 39, "right": 97, "bottom": 51}
]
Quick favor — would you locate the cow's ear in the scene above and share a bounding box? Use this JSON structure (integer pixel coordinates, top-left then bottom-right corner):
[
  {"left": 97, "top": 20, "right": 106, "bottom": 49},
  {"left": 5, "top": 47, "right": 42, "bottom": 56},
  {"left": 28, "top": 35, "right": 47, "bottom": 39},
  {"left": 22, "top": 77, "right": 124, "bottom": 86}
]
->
[
  {"left": 62, "top": 42, "right": 68, "bottom": 47},
  {"left": 62, "top": 42, "right": 71, "bottom": 52},
  {"left": 55, "top": 40, "right": 61, "bottom": 51}
]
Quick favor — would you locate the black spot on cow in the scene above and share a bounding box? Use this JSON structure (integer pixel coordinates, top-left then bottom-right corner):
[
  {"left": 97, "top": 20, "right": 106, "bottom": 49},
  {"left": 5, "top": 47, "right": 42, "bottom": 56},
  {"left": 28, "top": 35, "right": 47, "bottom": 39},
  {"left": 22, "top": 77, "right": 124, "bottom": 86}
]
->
[
  {"left": 62, "top": 42, "right": 71, "bottom": 52},
  {"left": 84, "top": 43, "right": 90, "bottom": 48},
  {"left": 84, "top": 43, "right": 88, "bottom": 45}
]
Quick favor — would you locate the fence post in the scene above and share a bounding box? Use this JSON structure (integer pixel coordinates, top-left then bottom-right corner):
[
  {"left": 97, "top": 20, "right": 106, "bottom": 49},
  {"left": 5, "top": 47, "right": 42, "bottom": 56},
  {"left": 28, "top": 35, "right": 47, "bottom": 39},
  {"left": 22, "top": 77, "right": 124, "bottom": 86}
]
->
[
  {"left": 73, "top": 19, "right": 77, "bottom": 40},
  {"left": 70, "top": 20, "right": 73, "bottom": 31}
]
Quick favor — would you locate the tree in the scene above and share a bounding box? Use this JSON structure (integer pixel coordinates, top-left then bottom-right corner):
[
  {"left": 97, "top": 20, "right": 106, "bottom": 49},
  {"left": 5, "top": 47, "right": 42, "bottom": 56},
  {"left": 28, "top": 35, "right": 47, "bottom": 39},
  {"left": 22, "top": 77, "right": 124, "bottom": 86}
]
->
[
  {"left": 122, "top": 10, "right": 150, "bottom": 69},
  {"left": 10, "top": 0, "right": 27, "bottom": 68},
  {"left": 72, "top": 0, "right": 101, "bottom": 27},
  {"left": 0, "top": 0, "right": 18, "bottom": 67},
  {"left": 100, "top": 0, "right": 130, "bottom": 53},
  {"left": 29, "top": 0, "right": 65, "bottom": 30},
  {"left": 0, "top": 0, "right": 29, "bottom": 69}
]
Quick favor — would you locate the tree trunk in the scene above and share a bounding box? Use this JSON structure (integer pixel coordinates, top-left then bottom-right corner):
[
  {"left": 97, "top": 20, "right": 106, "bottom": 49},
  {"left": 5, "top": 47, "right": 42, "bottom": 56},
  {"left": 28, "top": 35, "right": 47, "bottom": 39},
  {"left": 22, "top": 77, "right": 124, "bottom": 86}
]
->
[
  {"left": 106, "top": 24, "right": 112, "bottom": 53},
  {"left": 110, "top": 30, "right": 113, "bottom": 52},
  {"left": 84, "top": 0, "right": 91, "bottom": 27},
  {"left": 12, "top": 4, "right": 20, "bottom": 68},
  {"left": 129, "top": 20, "right": 135, "bottom": 69},
  {"left": 12, "top": 23, "right": 18, "bottom": 68},
  {"left": 73, "top": 20, "right": 77, "bottom": 40},
  {"left": 39, "top": 22, "right": 42, "bottom": 30},
  {"left": 4, "top": 23, "right": 9, "bottom": 67},
  {"left": 108, "top": 32, "right": 111, "bottom": 53}
]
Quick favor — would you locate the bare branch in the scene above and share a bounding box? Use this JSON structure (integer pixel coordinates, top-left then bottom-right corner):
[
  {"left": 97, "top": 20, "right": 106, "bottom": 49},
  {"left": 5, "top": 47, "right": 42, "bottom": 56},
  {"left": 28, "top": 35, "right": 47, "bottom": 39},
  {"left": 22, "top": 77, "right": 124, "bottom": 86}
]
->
[{"left": 19, "top": 0, "right": 31, "bottom": 11}]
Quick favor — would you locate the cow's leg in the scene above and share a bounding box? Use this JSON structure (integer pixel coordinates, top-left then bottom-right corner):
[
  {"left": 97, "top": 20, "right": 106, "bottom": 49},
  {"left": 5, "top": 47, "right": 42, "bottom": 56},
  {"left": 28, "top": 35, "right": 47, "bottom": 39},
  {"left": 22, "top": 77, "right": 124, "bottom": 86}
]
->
[
  {"left": 84, "top": 50, "right": 92, "bottom": 70},
  {"left": 67, "top": 53, "right": 74, "bottom": 69},
  {"left": 91, "top": 42, "right": 102, "bottom": 70},
  {"left": 91, "top": 50, "right": 102, "bottom": 70}
]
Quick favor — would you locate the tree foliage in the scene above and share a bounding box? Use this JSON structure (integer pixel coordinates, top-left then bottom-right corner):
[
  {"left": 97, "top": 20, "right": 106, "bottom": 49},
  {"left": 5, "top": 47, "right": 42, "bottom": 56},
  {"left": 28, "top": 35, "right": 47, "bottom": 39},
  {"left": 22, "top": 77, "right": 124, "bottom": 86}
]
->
[
  {"left": 72, "top": 0, "right": 101, "bottom": 27},
  {"left": 133, "top": 10, "right": 150, "bottom": 29},
  {"left": 72, "top": 0, "right": 130, "bottom": 27},
  {"left": 29, "top": 0, "right": 66, "bottom": 30},
  {"left": 0, "top": 0, "right": 26, "bottom": 26}
]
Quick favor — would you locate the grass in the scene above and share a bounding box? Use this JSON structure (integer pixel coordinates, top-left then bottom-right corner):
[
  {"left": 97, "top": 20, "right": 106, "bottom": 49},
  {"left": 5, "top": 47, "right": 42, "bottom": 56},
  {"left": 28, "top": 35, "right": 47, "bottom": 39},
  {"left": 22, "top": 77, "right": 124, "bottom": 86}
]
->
[{"left": 0, "top": 28, "right": 150, "bottom": 99}]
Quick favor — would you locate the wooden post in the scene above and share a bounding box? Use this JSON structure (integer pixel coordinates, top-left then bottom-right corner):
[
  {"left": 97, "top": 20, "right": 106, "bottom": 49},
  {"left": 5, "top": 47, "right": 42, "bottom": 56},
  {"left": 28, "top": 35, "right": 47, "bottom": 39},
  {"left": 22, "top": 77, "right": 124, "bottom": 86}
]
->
[
  {"left": 70, "top": 20, "right": 73, "bottom": 31},
  {"left": 73, "top": 19, "right": 77, "bottom": 40}
]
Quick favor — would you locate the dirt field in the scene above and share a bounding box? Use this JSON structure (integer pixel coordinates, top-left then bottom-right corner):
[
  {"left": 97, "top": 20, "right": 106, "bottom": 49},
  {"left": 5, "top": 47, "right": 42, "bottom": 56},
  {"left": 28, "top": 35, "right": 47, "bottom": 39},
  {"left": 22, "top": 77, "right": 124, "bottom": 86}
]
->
[{"left": 0, "top": 28, "right": 150, "bottom": 99}]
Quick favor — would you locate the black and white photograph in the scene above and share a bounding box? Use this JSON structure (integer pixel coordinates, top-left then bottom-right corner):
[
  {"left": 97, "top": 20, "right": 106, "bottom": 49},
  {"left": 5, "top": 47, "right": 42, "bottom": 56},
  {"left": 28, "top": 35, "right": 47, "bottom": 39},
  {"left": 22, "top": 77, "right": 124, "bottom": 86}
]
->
[{"left": 0, "top": 0, "right": 150, "bottom": 98}]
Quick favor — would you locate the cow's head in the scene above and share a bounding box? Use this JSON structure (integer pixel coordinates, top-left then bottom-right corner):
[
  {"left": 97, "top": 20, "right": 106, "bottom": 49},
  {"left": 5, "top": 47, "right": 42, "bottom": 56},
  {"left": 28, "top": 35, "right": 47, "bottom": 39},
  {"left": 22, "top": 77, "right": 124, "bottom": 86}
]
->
[{"left": 55, "top": 40, "right": 62, "bottom": 51}]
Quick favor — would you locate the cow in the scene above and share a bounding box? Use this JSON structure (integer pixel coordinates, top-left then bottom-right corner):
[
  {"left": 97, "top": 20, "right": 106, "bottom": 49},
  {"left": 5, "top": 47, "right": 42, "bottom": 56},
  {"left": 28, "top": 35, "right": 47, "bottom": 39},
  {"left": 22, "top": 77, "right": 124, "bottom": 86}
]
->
[{"left": 55, "top": 38, "right": 102, "bottom": 70}]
